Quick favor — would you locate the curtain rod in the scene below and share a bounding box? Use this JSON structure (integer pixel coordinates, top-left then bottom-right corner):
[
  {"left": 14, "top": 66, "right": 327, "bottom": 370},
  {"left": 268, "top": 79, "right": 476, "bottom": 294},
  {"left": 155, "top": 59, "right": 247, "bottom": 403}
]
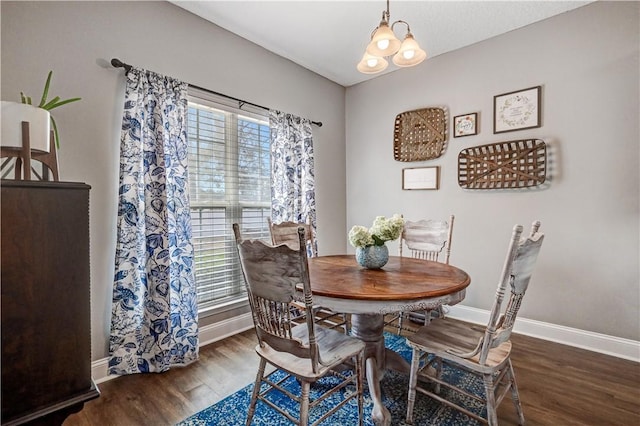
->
[{"left": 110, "top": 58, "right": 322, "bottom": 127}]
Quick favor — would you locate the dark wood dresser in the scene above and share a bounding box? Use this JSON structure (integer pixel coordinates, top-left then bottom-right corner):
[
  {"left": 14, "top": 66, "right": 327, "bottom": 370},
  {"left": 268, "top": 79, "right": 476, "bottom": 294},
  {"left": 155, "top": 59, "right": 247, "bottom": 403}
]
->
[{"left": 1, "top": 180, "right": 99, "bottom": 425}]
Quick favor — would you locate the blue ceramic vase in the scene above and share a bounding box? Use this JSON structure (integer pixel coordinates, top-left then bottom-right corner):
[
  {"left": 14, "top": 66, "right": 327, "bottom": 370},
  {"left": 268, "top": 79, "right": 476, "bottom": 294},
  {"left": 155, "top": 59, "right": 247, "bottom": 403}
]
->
[{"left": 355, "top": 244, "right": 389, "bottom": 269}]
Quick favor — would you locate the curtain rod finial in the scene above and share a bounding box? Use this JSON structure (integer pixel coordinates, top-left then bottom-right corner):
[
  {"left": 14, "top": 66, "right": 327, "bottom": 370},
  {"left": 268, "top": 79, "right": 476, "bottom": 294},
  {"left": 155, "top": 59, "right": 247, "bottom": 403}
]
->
[{"left": 111, "top": 58, "right": 132, "bottom": 72}]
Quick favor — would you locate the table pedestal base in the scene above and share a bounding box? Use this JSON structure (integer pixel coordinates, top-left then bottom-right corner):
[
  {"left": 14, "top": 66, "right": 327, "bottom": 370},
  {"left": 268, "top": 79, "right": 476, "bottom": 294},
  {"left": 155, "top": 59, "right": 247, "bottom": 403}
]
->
[{"left": 351, "top": 313, "right": 410, "bottom": 426}]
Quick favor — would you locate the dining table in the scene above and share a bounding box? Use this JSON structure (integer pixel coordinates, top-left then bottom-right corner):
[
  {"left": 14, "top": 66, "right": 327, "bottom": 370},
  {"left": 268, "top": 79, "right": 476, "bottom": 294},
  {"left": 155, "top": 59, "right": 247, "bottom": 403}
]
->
[{"left": 306, "top": 254, "right": 471, "bottom": 426}]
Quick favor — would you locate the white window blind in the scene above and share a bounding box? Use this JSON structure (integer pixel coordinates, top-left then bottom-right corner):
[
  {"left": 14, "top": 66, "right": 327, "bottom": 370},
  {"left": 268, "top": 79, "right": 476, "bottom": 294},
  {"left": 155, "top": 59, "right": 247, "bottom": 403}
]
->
[{"left": 187, "top": 89, "right": 271, "bottom": 312}]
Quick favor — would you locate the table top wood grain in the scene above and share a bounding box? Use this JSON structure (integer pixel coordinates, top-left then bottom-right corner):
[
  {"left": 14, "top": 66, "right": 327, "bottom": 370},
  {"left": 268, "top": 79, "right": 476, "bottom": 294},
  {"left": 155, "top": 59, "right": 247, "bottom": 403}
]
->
[{"left": 307, "top": 255, "right": 471, "bottom": 301}]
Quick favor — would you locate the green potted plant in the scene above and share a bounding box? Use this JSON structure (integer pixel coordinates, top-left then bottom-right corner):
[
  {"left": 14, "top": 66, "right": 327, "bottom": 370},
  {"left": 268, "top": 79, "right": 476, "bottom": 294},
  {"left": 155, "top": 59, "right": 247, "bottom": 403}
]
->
[
  {"left": 21, "top": 70, "right": 81, "bottom": 150},
  {"left": 1, "top": 70, "right": 81, "bottom": 152}
]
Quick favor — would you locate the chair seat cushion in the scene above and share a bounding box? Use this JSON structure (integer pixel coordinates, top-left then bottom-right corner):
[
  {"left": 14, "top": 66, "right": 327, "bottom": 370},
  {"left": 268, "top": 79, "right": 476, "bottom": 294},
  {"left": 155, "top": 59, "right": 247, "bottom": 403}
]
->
[
  {"left": 406, "top": 318, "right": 511, "bottom": 373},
  {"left": 256, "top": 324, "right": 364, "bottom": 381}
]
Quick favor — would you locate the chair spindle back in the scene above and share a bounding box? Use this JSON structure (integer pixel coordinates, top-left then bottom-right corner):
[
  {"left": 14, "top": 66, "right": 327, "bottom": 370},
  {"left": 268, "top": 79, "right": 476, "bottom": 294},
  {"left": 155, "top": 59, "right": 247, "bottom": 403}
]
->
[
  {"left": 267, "top": 217, "right": 317, "bottom": 257},
  {"left": 400, "top": 215, "right": 454, "bottom": 264},
  {"left": 479, "top": 221, "right": 544, "bottom": 364},
  {"left": 233, "top": 223, "right": 320, "bottom": 370}
]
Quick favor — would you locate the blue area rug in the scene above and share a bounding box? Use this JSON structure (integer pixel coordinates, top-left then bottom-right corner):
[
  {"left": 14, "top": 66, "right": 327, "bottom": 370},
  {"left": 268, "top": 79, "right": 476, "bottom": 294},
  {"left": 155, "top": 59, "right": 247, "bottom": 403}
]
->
[{"left": 177, "top": 332, "right": 485, "bottom": 425}]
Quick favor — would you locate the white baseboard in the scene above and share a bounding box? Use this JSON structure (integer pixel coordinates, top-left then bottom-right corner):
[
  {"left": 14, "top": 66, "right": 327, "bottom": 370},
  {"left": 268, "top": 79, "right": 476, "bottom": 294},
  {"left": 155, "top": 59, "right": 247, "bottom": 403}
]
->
[
  {"left": 92, "top": 312, "right": 254, "bottom": 384},
  {"left": 92, "top": 358, "right": 111, "bottom": 385},
  {"left": 447, "top": 305, "right": 640, "bottom": 362},
  {"left": 198, "top": 312, "right": 254, "bottom": 347},
  {"left": 93, "top": 307, "right": 639, "bottom": 383}
]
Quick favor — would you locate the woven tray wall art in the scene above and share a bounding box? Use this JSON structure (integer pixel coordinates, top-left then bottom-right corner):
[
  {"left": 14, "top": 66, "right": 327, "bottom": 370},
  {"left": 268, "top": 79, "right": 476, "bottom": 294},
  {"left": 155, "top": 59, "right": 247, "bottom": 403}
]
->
[
  {"left": 458, "top": 139, "right": 547, "bottom": 189},
  {"left": 393, "top": 107, "right": 447, "bottom": 162}
]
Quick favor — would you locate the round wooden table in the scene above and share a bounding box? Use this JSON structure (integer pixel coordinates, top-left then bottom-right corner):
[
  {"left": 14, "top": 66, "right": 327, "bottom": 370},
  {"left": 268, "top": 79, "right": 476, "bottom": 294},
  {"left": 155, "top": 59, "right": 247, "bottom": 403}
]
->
[{"left": 307, "top": 255, "right": 471, "bottom": 426}]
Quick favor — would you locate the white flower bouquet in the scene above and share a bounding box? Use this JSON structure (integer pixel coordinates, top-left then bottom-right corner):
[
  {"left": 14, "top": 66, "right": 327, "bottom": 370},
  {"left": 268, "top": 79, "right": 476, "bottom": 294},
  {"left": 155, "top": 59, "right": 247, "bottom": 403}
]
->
[{"left": 348, "top": 214, "right": 405, "bottom": 248}]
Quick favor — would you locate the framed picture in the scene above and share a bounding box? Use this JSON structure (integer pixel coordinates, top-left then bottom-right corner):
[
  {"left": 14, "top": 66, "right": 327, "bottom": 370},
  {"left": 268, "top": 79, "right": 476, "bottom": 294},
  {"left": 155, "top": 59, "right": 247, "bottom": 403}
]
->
[
  {"left": 493, "top": 86, "right": 541, "bottom": 134},
  {"left": 453, "top": 112, "right": 478, "bottom": 137},
  {"left": 402, "top": 166, "right": 440, "bottom": 190}
]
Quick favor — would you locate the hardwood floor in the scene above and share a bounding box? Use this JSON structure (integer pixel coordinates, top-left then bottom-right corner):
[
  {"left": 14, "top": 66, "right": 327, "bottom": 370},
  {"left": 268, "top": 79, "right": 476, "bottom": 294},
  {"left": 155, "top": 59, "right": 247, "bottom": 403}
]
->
[{"left": 64, "top": 321, "right": 640, "bottom": 426}]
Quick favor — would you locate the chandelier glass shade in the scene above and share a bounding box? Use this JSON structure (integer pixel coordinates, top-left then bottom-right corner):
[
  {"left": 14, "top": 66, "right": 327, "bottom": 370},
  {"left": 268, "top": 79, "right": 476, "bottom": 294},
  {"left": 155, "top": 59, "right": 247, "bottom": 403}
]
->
[
  {"left": 366, "top": 22, "right": 401, "bottom": 57},
  {"left": 357, "top": 0, "right": 426, "bottom": 74},
  {"left": 357, "top": 53, "right": 389, "bottom": 74},
  {"left": 393, "top": 33, "right": 427, "bottom": 67}
]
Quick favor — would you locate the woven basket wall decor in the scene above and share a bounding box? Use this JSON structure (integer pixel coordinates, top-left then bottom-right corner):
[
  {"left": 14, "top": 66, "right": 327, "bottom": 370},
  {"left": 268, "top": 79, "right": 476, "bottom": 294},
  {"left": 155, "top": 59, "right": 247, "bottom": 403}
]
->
[
  {"left": 458, "top": 139, "right": 547, "bottom": 189},
  {"left": 393, "top": 107, "right": 447, "bottom": 162}
]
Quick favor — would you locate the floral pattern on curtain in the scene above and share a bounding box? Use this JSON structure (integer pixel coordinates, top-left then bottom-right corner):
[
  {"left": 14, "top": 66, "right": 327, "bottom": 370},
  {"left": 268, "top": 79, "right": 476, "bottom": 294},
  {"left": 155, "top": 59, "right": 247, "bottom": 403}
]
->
[
  {"left": 269, "top": 110, "right": 317, "bottom": 252},
  {"left": 109, "top": 67, "right": 199, "bottom": 375}
]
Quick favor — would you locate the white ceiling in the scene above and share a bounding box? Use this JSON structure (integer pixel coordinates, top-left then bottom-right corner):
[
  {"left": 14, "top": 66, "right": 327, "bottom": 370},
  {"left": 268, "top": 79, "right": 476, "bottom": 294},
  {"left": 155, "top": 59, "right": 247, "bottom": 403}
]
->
[{"left": 171, "top": 1, "right": 592, "bottom": 87}]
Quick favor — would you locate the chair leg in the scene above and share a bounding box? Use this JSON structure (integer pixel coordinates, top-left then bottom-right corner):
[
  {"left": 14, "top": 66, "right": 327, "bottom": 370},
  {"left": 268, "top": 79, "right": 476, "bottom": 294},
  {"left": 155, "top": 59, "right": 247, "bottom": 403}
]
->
[
  {"left": 425, "top": 306, "right": 445, "bottom": 325},
  {"left": 356, "top": 352, "right": 364, "bottom": 426},
  {"left": 342, "top": 313, "right": 350, "bottom": 334},
  {"left": 299, "top": 380, "right": 311, "bottom": 426},
  {"left": 423, "top": 310, "right": 431, "bottom": 326},
  {"left": 434, "top": 357, "right": 442, "bottom": 394},
  {"left": 483, "top": 373, "right": 498, "bottom": 426},
  {"left": 405, "top": 347, "right": 421, "bottom": 424},
  {"left": 507, "top": 359, "right": 526, "bottom": 425},
  {"left": 246, "top": 358, "right": 266, "bottom": 426},
  {"left": 397, "top": 312, "right": 404, "bottom": 335}
]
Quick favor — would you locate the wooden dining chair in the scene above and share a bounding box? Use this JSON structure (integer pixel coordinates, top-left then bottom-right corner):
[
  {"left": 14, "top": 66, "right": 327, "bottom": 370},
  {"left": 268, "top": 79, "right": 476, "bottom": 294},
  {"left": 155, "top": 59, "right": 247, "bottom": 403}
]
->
[
  {"left": 233, "top": 223, "right": 365, "bottom": 426},
  {"left": 389, "top": 214, "right": 455, "bottom": 334},
  {"left": 405, "top": 221, "right": 544, "bottom": 426},
  {"left": 267, "top": 216, "right": 317, "bottom": 256},
  {"left": 267, "top": 217, "right": 349, "bottom": 333}
]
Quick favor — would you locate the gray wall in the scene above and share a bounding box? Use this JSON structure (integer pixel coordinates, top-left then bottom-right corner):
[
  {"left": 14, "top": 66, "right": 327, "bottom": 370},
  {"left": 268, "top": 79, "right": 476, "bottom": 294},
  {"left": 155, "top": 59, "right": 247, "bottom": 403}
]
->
[
  {"left": 346, "top": 1, "right": 639, "bottom": 340},
  {"left": 1, "top": 1, "right": 347, "bottom": 360},
  {"left": 1, "top": 1, "right": 638, "bottom": 362}
]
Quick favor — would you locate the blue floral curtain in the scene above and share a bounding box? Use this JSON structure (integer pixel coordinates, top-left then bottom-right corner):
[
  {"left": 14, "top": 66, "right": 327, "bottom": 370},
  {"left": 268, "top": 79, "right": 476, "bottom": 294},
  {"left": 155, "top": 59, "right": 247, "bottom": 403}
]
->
[
  {"left": 269, "top": 110, "right": 317, "bottom": 251},
  {"left": 109, "top": 68, "right": 199, "bottom": 375}
]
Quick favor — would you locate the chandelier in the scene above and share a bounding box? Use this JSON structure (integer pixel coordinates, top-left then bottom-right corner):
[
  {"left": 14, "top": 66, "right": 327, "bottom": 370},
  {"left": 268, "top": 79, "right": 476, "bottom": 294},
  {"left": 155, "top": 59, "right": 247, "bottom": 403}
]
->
[{"left": 357, "top": 0, "right": 427, "bottom": 74}]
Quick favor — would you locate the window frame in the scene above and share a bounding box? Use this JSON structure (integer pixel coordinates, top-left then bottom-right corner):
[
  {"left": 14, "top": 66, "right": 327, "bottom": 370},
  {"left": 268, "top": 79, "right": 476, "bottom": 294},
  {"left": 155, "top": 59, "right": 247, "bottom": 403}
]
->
[{"left": 187, "top": 88, "right": 271, "bottom": 316}]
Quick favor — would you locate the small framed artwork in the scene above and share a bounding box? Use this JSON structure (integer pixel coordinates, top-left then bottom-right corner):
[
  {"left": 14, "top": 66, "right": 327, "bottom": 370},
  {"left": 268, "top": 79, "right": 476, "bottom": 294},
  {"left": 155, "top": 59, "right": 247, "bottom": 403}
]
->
[
  {"left": 453, "top": 112, "right": 478, "bottom": 137},
  {"left": 493, "top": 86, "right": 541, "bottom": 134},
  {"left": 402, "top": 166, "right": 440, "bottom": 190}
]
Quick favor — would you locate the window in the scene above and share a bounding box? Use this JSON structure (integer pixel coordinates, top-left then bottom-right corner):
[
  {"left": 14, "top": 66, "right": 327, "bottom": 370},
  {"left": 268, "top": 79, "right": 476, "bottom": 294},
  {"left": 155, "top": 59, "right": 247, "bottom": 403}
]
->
[{"left": 187, "top": 90, "right": 271, "bottom": 312}]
